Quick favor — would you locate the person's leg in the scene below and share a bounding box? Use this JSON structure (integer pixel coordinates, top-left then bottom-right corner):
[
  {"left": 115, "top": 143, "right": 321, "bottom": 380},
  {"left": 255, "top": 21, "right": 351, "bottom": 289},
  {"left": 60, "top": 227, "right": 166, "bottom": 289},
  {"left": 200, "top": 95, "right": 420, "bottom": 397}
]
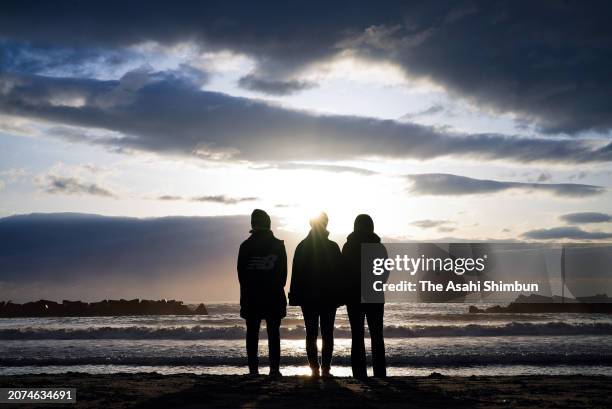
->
[
  {"left": 245, "top": 318, "right": 261, "bottom": 374},
  {"left": 366, "top": 304, "right": 386, "bottom": 378},
  {"left": 301, "top": 306, "right": 320, "bottom": 374},
  {"left": 319, "top": 307, "right": 337, "bottom": 374},
  {"left": 265, "top": 317, "right": 281, "bottom": 375},
  {"left": 347, "top": 304, "right": 367, "bottom": 378}
]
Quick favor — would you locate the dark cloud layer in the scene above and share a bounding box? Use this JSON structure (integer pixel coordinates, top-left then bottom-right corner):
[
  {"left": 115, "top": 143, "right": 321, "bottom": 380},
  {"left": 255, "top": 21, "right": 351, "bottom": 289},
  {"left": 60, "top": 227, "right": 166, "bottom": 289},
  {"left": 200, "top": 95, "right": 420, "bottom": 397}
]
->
[
  {"left": 0, "top": 40, "right": 132, "bottom": 76},
  {"left": 0, "top": 213, "right": 300, "bottom": 302},
  {"left": 1, "top": 1, "right": 612, "bottom": 134},
  {"left": 560, "top": 212, "right": 612, "bottom": 224},
  {"left": 2, "top": 71, "right": 612, "bottom": 164},
  {"left": 407, "top": 173, "right": 604, "bottom": 197},
  {"left": 522, "top": 226, "right": 612, "bottom": 240}
]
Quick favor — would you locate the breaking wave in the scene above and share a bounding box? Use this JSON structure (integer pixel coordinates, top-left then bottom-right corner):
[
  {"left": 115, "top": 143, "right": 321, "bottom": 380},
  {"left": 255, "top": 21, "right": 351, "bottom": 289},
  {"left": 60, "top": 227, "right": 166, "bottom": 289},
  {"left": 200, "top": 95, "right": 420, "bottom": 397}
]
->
[{"left": 2, "top": 322, "right": 612, "bottom": 340}]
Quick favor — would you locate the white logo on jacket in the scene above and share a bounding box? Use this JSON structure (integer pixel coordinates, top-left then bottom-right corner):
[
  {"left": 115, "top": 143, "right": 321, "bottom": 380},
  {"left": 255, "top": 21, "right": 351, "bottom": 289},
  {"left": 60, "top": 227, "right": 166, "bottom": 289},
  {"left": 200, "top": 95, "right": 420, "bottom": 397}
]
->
[{"left": 247, "top": 254, "right": 277, "bottom": 270}]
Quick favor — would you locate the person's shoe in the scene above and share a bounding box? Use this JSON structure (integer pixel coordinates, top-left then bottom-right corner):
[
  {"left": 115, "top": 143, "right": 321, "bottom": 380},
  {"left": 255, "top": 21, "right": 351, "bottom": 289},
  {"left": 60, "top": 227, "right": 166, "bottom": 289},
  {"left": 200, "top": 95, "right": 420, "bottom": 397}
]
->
[
  {"left": 269, "top": 370, "right": 283, "bottom": 378},
  {"left": 321, "top": 368, "right": 333, "bottom": 378},
  {"left": 248, "top": 369, "right": 259, "bottom": 377},
  {"left": 311, "top": 367, "right": 320, "bottom": 378}
]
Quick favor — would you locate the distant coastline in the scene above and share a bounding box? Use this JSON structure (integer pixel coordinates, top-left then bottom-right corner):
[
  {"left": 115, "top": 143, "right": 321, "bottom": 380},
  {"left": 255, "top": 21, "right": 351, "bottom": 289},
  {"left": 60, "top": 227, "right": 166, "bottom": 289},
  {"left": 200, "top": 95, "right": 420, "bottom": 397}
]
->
[{"left": 0, "top": 299, "right": 208, "bottom": 317}]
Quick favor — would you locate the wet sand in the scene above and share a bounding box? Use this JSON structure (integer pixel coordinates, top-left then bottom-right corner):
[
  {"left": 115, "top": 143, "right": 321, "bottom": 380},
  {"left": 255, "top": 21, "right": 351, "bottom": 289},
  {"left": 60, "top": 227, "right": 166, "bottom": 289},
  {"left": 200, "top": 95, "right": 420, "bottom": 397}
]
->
[{"left": 1, "top": 373, "right": 610, "bottom": 408}]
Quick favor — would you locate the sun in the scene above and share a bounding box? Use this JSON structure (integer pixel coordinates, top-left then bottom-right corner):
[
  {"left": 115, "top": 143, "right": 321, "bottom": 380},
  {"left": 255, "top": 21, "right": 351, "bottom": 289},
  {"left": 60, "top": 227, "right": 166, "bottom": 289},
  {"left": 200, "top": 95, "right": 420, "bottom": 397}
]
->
[{"left": 269, "top": 170, "right": 369, "bottom": 235}]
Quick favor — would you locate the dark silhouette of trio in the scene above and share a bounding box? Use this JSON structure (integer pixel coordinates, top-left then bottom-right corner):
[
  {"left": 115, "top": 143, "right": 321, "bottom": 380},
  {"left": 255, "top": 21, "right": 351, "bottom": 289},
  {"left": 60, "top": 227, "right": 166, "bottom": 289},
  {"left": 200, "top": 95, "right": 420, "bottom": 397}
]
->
[{"left": 237, "top": 209, "right": 389, "bottom": 379}]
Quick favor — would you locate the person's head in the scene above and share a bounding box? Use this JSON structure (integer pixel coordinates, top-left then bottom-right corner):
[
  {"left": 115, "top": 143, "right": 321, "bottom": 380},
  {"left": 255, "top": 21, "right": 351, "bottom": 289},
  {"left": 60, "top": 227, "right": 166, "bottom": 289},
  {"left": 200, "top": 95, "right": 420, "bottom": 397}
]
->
[
  {"left": 354, "top": 214, "right": 374, "bottom": 234},
  {"left": 309, "top": 212, "right": 329, "bottom": 233},
  {"left": 250, "top": 209, "right": 271, "bottom": 232}
]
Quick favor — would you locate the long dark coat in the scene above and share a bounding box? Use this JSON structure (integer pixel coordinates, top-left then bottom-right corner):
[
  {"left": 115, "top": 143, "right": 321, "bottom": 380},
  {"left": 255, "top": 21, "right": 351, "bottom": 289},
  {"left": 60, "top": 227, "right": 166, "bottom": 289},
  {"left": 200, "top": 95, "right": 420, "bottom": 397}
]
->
[
  {"left": 237, "top": 230, "right": 287, "bottom": 319},
  {"left": 289, "top": 230, "right": 343, "bottom": 308},
  {"left": 341, "top": 231, "right": 389, "bottom": 305}
]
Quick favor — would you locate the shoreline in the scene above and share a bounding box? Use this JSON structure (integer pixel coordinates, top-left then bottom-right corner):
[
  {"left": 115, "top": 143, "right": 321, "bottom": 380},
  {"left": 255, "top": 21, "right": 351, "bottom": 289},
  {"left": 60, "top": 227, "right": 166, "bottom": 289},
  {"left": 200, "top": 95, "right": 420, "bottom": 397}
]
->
[
  {"left": 3, "top": 364, "right": 612, "bottom": 377},
  {"left": 1, "top": 373, "right": 611, "bottom": 408}
]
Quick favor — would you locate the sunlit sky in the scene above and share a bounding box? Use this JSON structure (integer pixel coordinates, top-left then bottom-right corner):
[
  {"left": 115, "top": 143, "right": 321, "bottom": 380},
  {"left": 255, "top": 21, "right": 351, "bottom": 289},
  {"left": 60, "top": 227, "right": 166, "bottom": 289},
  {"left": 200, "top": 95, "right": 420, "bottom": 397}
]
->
[
  {"left": 1, "top": 42, "right": 611, "bottom": 240},
  {"left": 2, "top": 2, "right": 612, "bottom": 301}
]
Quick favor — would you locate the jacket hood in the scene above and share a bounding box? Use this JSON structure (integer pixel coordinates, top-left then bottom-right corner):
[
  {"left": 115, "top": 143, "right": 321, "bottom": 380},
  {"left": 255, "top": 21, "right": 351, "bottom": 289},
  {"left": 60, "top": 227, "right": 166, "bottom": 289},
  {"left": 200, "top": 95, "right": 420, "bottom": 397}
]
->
[
  {"left": 250, "top": 208, "right": 271, "bottom": 231},
  {"left": 347, "top": 231, "right": 381, "bottom": 243}
]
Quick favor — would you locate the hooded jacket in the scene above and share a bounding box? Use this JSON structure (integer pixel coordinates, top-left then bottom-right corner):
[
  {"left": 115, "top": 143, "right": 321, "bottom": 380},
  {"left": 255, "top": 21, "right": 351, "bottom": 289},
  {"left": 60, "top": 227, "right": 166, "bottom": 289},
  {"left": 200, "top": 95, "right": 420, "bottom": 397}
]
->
[
  {"left": 289, "top": 230, "right": 343, "bottom": 308},
  {"left": 342, "top": 230, "right": 389, "bottom": 305},
  {"left": 237, "top": 230, "right": 287, "bottom": 319}
]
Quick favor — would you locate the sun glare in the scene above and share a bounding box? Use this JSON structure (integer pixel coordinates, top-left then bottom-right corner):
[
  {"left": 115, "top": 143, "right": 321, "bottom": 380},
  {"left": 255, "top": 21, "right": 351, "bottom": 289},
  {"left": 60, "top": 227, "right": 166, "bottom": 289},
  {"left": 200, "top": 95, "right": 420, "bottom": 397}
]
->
[{"left": 272, "top": 169, "right": 378, "bottom": 235}]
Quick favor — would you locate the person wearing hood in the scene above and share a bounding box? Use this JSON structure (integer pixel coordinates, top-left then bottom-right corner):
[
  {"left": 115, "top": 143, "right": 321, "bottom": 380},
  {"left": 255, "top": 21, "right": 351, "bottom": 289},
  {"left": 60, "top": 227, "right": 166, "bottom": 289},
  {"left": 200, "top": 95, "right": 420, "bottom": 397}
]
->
[
  {"left": 342, "top": 214, "right": 389, "bottom": 378},
  {"left": 237, "top": 209, "right": 287, "bottom": 377},
  {"left": 289, "top": 212, "right": 343, "bottom": 377}
]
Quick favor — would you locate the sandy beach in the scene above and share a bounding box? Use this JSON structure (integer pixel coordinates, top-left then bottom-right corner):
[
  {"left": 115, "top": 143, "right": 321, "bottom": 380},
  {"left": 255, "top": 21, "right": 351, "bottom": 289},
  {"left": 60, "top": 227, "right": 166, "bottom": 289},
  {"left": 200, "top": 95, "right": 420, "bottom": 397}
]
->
[{"left": 1, "top": 373, "right": 610, "bottom": 408}]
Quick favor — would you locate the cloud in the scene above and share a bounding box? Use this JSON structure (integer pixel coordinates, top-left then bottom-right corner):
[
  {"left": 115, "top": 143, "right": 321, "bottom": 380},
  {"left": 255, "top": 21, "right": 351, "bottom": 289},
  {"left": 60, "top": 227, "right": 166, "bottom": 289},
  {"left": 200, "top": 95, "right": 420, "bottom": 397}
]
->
[
  {"left": 406, "top": 173, "right": 604, "bottom": 198},
  {"left": 255, "top": 162, "right": 378, "bottom": 175},
  {"left": 1, "top": 2, "right": 612, "bottom": 134},
  {"left": 400, "top": 104, "right": 445, "bottom": 120},
  {"left": 41, "top": 175, "right": 115, "bottom": 197},
  {"left": 536, "top": 172, "right": 552, "bottom": 182},
  {"left": 0, "top": 39, "right": 133, "bottom": 77},
  {"left": 191, "top": 195, "right": 258, "bottom": 204},
  {"left": 522, "top": 226, "right": 612, "bottom": 240},
  {"left": 0, "top": 168, "right": 27, "bottom": 182},
  {"left": 157, "top": 195, "right": 183, "bottom": 201},
  {"left": 238, "top": 73, "right": 316, "bottom": 95},
  {"left": 0, "top": 179, "right": 4, "bottom": 191},
  {"left": 0, "top": 212, "right": 299, "bottom": 302},
  {"left": 3, "top": 71, "right": 612, "bottom": 164},
  {"left": 156, "top": 194, "right": 257, "bottom": 204},
  {"left": 411, "top": 219, "right": 448, "bottom": 228},
  {"left": 437, "top": 226, "right": 456, "bottom": 233},
  {"left": 560, "top": 212, "right": 612, "bottom": 224},
  {"left": 569, "top": 171, "right": 588, "bottom": 181},
  {"left": 411, "top": 219, "right": 457, "bottom": 233}
]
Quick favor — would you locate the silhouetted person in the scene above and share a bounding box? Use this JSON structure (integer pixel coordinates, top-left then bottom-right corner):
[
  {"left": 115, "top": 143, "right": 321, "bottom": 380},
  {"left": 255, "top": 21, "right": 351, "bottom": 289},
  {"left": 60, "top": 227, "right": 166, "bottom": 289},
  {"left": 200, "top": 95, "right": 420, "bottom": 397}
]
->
[
  {"left": 342, "top": 214, "right": 389, "bottom": 378},
  {"left": 237, "top": 209, "right": 287, "bottom": 376},
  {"left": 289, "top": 212, "right": 343, "bottom": 377}
]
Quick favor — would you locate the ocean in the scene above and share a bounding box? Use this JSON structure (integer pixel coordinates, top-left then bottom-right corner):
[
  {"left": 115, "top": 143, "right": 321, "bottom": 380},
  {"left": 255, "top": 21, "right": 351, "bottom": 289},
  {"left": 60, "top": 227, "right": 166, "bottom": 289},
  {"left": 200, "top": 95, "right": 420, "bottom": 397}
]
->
[{"left": 2, "top": 303, "right": 612, "bottom": 377}]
